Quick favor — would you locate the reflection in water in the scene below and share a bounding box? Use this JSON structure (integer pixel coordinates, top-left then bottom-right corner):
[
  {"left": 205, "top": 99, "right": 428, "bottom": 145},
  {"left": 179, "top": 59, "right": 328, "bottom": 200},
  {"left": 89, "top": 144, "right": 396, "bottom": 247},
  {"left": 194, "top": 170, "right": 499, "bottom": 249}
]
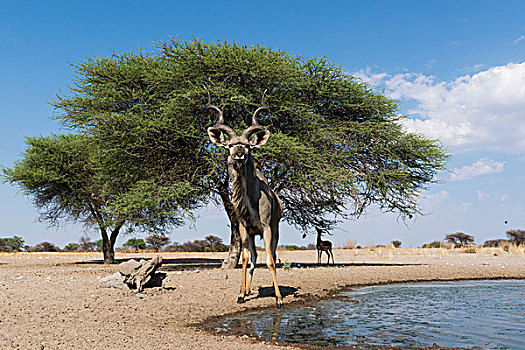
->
[{"left": 222, "top": 280, "right": 525, "bottom": 348}]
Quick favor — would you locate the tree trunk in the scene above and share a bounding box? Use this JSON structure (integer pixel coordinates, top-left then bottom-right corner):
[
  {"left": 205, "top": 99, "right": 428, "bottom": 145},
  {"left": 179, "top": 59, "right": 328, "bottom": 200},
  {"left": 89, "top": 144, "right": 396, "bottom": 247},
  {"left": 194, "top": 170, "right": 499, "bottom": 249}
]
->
[
  {"left": 100, "top": 222, "right": 123, "bottom": 264},
  {"left": 221, "top": 219, "right": 241, "bottom": 269},
  {"left": 218, "top": 184, "right": 241, "bottom": 269},
  {"left": 102, "top": 241, "right": 115, "bottom": 264},
  {"left": 100, "top": 227, "right": 114, "bottom": 264}
]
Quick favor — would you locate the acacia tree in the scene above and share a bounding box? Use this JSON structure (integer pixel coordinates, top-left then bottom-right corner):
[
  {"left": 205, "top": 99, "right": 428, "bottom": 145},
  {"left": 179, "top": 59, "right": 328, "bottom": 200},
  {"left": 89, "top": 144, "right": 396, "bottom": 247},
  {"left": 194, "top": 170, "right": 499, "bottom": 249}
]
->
[
  {"left": 3, "top": 134, "right": 201, "bottom": 263},
  {"left": 50, "top": 39, "right": 446, "bottom": 267},
  {"left": 146, "top": 234, "right": 171, "bottom": 252},
  {"left": 506, "top": 229, "right": 525, "bottom": 246},
  {"left": 445, "top": 232, "right": 475, "bottom": 247},
  {"left": 123, "top": 238, "right": 146, "bottom": 251}
]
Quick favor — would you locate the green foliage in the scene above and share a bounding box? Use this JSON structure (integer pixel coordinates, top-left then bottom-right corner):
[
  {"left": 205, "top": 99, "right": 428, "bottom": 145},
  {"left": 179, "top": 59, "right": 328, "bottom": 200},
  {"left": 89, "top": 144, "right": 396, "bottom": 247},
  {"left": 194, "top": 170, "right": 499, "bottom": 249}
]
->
[
  {"left": 64, "top": 243, "right": 81, "bottom": 252},
  {"left": 1, "top": 236, "right": 25, "bottom": 252},
  {"left": 95, "top": 239, "right": 103, "bottom": 250},
  {"left": 281, "top": 245, "right": 307, "bottom": 251},
  {"left": 216, "top": 243, "right": 229, "bottom": 252},
  {"left": 422, "top": 240, "right": 443, "bottom": 248},
  {"left": 51, "top": 38, "right": 447, "bottom": 234},
  {"left": 2, "top": 132, "right": 199, "bottom": 262},
  {"left": 122, "top": 238, "right": 147, "bottom": 250},
  {"left": 282, "top": 261, "right": 292, "bottom": 270},
  {"left": 3, "top": 135, "right": 98, "bottom": 227}
]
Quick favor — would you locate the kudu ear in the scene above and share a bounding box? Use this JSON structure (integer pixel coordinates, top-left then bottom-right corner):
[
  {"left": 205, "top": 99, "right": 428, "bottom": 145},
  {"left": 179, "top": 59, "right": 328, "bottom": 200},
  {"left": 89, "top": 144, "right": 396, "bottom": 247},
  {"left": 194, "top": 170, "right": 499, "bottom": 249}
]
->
[
  {"left": 250, "top": 130, "right": 270, "bottom": 148},
  {"left": 207, "top": 127, "right": 228, "bottom": 147}
]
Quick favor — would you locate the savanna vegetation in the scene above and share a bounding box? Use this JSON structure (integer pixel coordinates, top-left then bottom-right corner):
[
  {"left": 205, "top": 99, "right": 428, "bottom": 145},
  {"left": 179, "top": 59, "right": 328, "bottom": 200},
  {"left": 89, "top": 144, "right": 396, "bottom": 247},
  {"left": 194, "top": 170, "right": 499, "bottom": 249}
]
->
[{"left": 3, "top": 39, "right": 448, "bottom": 265}]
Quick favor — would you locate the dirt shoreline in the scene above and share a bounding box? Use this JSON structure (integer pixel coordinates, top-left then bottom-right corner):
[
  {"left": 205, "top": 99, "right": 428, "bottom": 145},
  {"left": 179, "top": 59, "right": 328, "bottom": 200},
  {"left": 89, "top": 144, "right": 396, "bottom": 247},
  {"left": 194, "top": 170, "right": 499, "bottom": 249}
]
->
[{"left": 0, "top": 248, "right": 524, "bottom": 349}]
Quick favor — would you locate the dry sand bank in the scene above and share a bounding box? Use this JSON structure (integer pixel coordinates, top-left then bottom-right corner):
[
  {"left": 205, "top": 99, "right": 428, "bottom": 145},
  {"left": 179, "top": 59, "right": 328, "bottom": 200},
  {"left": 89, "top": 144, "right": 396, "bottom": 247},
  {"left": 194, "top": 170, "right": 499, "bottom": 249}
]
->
[{"left": 0, "top": 248, "right": 524, "bottom": 349}]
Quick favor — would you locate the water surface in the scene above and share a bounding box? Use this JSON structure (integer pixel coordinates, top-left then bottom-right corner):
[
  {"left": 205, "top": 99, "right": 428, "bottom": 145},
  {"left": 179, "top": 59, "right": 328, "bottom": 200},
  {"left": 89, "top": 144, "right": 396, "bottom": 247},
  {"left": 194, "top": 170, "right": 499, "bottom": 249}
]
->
[{"left": 221, "top": 280, "right": 525, "bottom": 349}]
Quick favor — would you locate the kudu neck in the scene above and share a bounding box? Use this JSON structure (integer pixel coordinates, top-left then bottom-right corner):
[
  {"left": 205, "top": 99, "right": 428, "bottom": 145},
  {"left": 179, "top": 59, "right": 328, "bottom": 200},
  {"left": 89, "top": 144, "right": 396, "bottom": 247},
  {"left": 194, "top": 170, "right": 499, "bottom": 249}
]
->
[{"left": 229, "top": 154, "right": 256, "bottom": 177}]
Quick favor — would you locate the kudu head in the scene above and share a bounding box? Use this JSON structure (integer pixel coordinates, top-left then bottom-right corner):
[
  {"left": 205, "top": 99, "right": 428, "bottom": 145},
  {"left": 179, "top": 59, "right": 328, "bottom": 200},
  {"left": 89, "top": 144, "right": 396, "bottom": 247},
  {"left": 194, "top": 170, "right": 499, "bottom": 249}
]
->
[{"left": 206, "top": 87, "right": 270, "bottom": 165}]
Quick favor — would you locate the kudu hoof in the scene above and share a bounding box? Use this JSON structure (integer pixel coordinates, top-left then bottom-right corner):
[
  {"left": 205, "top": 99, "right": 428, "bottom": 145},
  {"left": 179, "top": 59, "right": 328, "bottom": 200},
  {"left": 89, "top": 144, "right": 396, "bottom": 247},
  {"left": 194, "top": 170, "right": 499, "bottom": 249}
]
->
[
  {"left": 276, "top": 300, "right": 284, "bottom": 309},
  {"left": 237, "top": 296, "right": 245, "bottom": 304}
]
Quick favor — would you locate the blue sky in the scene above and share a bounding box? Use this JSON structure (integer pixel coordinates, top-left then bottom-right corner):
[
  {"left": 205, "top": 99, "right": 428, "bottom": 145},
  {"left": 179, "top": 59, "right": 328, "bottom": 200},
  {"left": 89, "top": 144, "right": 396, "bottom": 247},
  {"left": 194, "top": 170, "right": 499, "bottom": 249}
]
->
[{"left": 2, "top": 1, "right": 525, "bottom": 248}]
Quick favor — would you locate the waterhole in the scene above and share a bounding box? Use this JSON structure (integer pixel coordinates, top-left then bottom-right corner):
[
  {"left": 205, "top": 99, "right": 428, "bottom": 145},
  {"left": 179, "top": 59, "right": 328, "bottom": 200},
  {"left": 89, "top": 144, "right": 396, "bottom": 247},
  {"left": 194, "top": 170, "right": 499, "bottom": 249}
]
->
[{"left": 220, "top": 280, "right": 525, "bottom": 349}]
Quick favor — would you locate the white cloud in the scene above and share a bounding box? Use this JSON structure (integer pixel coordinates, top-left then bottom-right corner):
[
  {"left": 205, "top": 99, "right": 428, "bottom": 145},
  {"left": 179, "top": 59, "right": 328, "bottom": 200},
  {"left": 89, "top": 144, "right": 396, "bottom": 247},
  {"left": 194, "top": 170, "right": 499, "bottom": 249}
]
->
[
  {"left": 450, "top": 158, "right": 505, "bottom": 181},
  {"left": 356, "top": 62, "right": 525, "bottom": 153},
  {"left": 499, "top": 194, "right": 509, "bottom": 202},
  {"left": 514, "top": 35, "right": 525, "bottom": 44},
  {"left": 477, "top": 190, "right": 490, "bottom": 201},
  {"left": 419, "top": 190, "right": 449, "bottom": 210},
  {"left": 458, "top": 202, "right": 472, "bottom": 211},
  {"left": 425, "top": 59, "right": 437, "bottom": 68}
]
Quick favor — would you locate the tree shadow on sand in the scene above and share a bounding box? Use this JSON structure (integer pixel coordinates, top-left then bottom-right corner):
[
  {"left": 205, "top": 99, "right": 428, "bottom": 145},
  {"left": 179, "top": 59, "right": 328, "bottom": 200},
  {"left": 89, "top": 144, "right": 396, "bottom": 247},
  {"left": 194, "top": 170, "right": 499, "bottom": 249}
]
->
[
  {"left": 74, "top": 258, "right": 420, "bottom": 270},
  {"left": 74, "top": 257, "right": 224, "bottom": 270}
]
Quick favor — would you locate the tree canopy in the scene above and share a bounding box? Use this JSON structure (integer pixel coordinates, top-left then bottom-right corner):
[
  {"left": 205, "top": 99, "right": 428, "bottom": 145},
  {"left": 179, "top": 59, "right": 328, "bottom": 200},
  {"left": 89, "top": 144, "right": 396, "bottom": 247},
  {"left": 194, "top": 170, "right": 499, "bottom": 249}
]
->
[
  {"left": 5, "top": 38, "right": 447, "bottom": 266},
  {"left": 445, "top": 232, "right": 474, "bottom": 247},
  {"left": 2, "top": 134, "right": 199, "bottom": 263}
]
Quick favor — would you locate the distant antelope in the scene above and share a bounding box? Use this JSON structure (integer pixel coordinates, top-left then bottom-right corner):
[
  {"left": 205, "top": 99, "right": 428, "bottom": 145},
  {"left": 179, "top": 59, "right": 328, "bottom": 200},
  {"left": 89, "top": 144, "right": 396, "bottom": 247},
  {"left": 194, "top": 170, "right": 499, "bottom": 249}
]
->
[
  {"left": 316, "top": 227, "right": 334, "bottom": 265},
  {"left": 206, "top": 88, "right": 284, "bottom": 308}
]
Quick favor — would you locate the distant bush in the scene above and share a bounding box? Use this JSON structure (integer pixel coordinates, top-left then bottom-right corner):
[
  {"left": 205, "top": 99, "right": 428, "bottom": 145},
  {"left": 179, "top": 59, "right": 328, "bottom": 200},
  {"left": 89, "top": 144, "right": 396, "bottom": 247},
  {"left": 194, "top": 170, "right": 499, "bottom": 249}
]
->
[
  {"left": 79, "top": 236, "right": 97, "bottom": 252},
  {"left": 483, "top": 239, "right": 512, "bottom": 248},
  {"left": 280, "top": 245, "right": 307, "bottom": 251},
  {"left": 0, "top": 235, "right": 25, "bottom": 252},
  {"left": 165, "top": 244, "right": 182, "bottom": 252},
  {"left": 64, "top": 243, "right": 81, "bottom": 252},
  {"left": 29, "top": 241, "right": 61, "bottom": 252},
  {"left": 506, "top": 229, "right": 525, "bottom": 246},
  {"left": 422, "top": 241, "right": 443, "bottom": 248},
  {"left": 166, "top": 235, "right": 229, "bottom": 252}
]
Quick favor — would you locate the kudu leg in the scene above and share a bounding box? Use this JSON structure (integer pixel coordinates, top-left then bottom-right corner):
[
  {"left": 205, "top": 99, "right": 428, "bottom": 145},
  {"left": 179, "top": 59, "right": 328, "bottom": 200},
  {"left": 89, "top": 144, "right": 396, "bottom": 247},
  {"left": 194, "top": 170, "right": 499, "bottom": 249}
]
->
[
  {"left": 264, "top": 235, "right": 283, "bottom": 308},
  {"left": 245, "top": 236, "right": 257, "bottom": 295},
  {"left": 238, "top": 237, "right": 249, "bottom": 304}
]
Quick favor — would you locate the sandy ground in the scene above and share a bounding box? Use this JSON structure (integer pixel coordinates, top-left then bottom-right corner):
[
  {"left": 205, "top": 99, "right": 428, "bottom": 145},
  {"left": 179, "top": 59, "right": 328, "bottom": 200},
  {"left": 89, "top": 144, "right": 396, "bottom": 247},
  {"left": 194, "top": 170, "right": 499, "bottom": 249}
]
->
[{"left": 0, "top": 247, "right": 524, "bottom": 349}]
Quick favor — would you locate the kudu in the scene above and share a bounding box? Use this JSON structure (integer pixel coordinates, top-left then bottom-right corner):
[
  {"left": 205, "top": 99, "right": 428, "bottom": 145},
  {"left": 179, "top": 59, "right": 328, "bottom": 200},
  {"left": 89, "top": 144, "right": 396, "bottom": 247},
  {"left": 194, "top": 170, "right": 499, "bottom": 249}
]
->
[
  {"left": 205, "top": 88, "right": 284, "bottom": 307},
  {"left": 316, "top": 227, "right": 334, "bottom": 265}
]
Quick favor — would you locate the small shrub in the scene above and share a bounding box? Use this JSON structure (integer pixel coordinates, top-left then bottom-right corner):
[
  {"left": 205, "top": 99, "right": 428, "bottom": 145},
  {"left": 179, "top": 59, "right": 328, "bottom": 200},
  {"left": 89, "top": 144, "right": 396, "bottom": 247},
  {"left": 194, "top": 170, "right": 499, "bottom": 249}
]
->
[
  {"left": 29, "top": 241, "right": 61, "bottom": 252},
  {"left": 282, "top": 261, "right": 291, "bottom": 270},
  {"left": 464, "top": 247, "right": 476, "bottom": 254},
  {"left": 422, "top": 241, "right": 443, "bottom": 248},
  {"left": 64, "top": 243, "right": 81, "bottom": 252},
  {"left": 281, "top": 245, "right": 306, "bottom": 251}
]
